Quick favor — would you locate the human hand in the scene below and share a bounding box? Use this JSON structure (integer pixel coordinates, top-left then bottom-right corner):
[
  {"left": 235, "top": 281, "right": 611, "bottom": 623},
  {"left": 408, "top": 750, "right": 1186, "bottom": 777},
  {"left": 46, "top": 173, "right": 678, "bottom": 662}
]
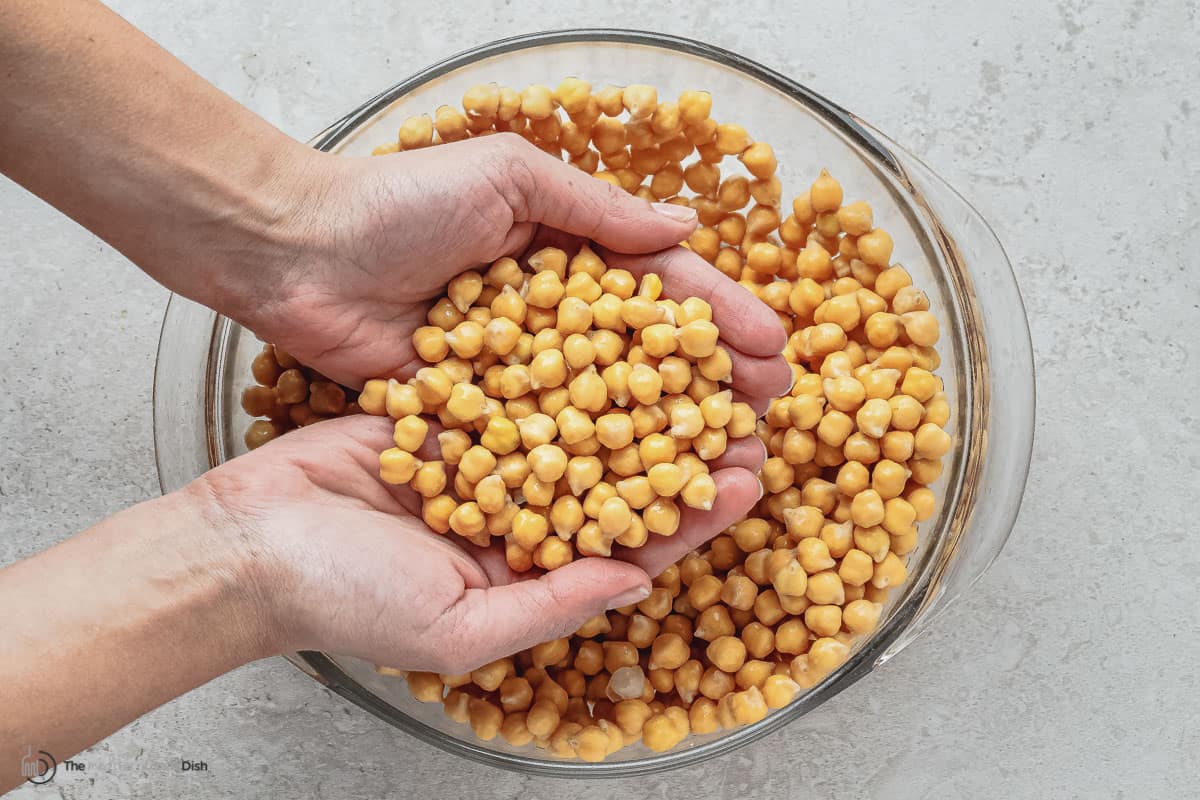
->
[
  {"left": 232, "top": 134, "right": 791, "bottom": 405},
  {"left": 190, "top": 414, "right": 766, "bottom": 674}
]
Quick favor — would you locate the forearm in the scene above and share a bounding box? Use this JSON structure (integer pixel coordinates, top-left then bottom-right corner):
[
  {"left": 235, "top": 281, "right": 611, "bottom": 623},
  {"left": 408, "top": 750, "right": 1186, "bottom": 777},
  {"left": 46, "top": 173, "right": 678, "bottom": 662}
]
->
[
  {"left": 0, "top": 491, "right": 272, "bottom": 792},
  {"left": 0, "top": 0, "right": 321, "bottom": 317}
]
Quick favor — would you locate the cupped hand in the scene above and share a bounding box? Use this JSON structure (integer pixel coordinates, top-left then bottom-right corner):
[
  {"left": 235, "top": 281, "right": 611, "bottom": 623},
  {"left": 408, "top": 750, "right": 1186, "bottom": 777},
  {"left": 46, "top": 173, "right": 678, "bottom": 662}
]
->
[
  {"left": 189, "top": 415, "right": 764, "bottom": 675},
  {"left": 238, "top": 133, "right": 791, "bottom": 405}
]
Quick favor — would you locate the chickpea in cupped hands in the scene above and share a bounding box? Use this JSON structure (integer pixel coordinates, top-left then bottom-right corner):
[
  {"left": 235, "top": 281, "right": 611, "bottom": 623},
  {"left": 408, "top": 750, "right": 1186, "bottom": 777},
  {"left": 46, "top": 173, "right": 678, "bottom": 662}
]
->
[{"left": 363, "top": 241, "right": 786, "bottom": 571}]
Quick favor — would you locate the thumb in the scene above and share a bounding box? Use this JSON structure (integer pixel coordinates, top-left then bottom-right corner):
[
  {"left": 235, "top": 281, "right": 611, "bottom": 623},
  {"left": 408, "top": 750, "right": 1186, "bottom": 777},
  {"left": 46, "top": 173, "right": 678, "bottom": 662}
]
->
[
  {"left": 448, "top": 558, "right": 651, "bottom": 670},
  {"left": 498, "top": 133, "right": 698, "bottom": 253}
]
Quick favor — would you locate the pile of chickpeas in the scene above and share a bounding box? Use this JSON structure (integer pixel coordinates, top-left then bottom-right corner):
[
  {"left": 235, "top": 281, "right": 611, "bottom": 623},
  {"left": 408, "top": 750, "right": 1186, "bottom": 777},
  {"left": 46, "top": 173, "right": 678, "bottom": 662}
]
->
[
  {"left": 358, "top": 251, "right": 750, "bottom": 570},
  {"left": 240, "top": 78, "right": 949, "bottom": 761},
  {"left": 241, "top": 349, "right": 364, "bottom": 446}
]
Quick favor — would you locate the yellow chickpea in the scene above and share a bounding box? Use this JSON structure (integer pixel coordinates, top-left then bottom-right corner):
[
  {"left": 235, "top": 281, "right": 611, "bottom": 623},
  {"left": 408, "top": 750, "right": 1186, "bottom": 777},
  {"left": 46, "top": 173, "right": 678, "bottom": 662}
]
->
[
  {"left": 779, "top": 506, "right": 821, "bottom": 543},
  {"left": 806, "top": 169, "right": 842, "bottom": 212},
  {"left": 867, "top": 459, "right": 906, "bottom": 501},
  {"left": 719, "top": 575, "right": 758, "bottom": 613},
  {"left": 850, "top": 522, "right": 888, "bottom": 561},
  {"left": 610, "top": 447, "right": 647, "bottom": 481},
  {"left": 843, "top": 599, "right": 884, "bottom": 634},
  {"left": 774, "top": 619, "right": 811, "bottom": 655},
  {"left": 713, "top": 122, "right": 751, "bottom": 155},
  {"left": 815, "top": 410, "right": 854, "bottom": 448},
  {"left": 899, "top": 310, "right": 940, "bottom": 348},
  {"left": 807, "top": 637, "right": 850, "bottom": 675},
  {"left": 723, "top": 518, "right": 765, "bottom": 553},
  {"left": 909, "top": 457, "right": 944, "bottom": 485},
  {"left": 803, "top": 604, "right": 842, "bottom": 638},
  {"left": 850, "top": 489, "right": 886, "bottom": 528},
  {"left": 646, "top": 462, "right": 687, "bottom": 498},
  {"left": 467, "top": 697, "right": 504, "bottom": 741},
  {"left": 695, "top": 665, "right": 735, "bottom": 702},
  {"left": 706, "top": 635, "right": 747, "bottom": 673},
  {"left": 857, "top": 228, "right": 894, "bottom": 267},
  {"left": 506, "top": 506, "right": 547, "bottom": 549},
  {"left": 595, "top": 495, "right": 631, "bottom": 538},
  {"left": 732, "top": 619, "right": 773, "bottom": 660},
  {"left": 879, "top": 496, "right": 915, "bottom": 536},
  {"left": 676, "top": 319, "right": 720, "bottom": 359},
  {"left": 533, "top": 536, "right": 573, "bottom": 570},
  {"left": 695, "top": 388, "right": 733, "bottom": 428},
  {"left": 770, "top": 556, "right": 807, "bottom": 597},
  {"left": 761, "top": 673, "right": 801, "bottom": 709},
  {"left": 524, "top": 698, "right": 562, "bottom": 739},
  {"left": 905, "top": 486, "right": 936, "bottom": 522},
  {"left": 628, "top": 362, "right": 664, "bottom": 406},
  {"left": 379, "top": 448, "right": 421, "bottom": 485},
  {"left": 406, "top": 457, "right": 446, "bottom": 498},
  {"left": 387, "top": 414, "right": 426, "bottom": 452},
  {"left": 835, "top": 547, "right": 874, "bottom": 587},
  {"left": 805, "top": 570, "right": 846, "bottom": 605},
  {"left": 914, "top": 421, "right": 952, "bottom": 459},
  {"left": 871, "top": 551, "right": 908, "bottom": 589},
  {"left": 688, "top": 572, "right": 727, "bottom": 616},
  {"left": 643, "top": 497, "right": 681, "bottom": 536},
  {"left": 691, "top": 426, "right": 728, "bottom": 461},
  {"left": 794, "top": 243, "right": 834, "bottom": 284},
  {"left": 638, "top": 433, "right": 677, "bottom": 469},
  {"left": 642, "top": 713, "right": 685, "bottom": 752}
]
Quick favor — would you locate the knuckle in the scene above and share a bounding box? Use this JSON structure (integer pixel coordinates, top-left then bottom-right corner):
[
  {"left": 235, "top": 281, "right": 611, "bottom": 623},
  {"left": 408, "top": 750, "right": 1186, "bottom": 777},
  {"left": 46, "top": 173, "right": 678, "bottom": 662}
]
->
[
  {"left": 511, "top": 586, "right": 554, "bottom": 628},
  {"left": 487, "top": 131, "right": 533, "bottom": 163},
  {"left": 432, "top": 623, "right": 486, "bottom": 675},
  {"left": 477, "top": 134, "right": 537, "bottom": 219},
  {"left": 595, "top": 177, "right": 626, "bottom": 208}
]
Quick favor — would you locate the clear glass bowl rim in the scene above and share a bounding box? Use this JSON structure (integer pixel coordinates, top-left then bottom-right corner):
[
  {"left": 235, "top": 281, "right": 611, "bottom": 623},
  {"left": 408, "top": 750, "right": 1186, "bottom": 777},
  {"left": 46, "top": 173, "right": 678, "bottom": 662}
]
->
[{"left": 152, "top": 27, "right": 1036, "bottom": 778}]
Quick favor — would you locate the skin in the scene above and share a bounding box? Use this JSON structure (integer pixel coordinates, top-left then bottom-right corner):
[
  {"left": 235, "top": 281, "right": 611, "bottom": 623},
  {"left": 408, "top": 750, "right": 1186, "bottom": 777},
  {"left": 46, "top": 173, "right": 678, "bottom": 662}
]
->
[{"left": 0, "top": 0, "right": 792, "bottom": 789}]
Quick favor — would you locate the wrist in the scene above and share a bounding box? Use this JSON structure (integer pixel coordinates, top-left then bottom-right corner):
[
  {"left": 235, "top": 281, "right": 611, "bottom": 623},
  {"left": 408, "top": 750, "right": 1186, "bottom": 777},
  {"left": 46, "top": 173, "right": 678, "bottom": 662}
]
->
[
  {"left": 191, "top": 142, "right": 341, "bottom": 328},
  {"left": 153, "top": 485, "right": 287, "bottom": 663}
]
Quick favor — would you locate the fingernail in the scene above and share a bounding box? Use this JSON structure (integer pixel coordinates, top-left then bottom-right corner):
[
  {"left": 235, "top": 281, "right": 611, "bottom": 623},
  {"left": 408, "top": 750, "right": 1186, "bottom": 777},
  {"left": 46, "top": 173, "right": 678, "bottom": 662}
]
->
[
  {"left": 777, "top": 370, "right": 796, "bottom": 396},
  {"left": 651, "top": 202, "right": 698, "bottom": 222},
  {"left": 607, "top": 583, "right": 651, "bottom": 610}
]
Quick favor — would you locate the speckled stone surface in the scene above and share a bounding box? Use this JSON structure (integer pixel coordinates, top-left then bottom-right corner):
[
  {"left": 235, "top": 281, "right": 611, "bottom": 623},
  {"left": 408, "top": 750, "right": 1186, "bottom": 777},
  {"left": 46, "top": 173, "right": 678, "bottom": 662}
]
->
[{"left": 2, "top": 1, "right": 1197, "bottom": 797}]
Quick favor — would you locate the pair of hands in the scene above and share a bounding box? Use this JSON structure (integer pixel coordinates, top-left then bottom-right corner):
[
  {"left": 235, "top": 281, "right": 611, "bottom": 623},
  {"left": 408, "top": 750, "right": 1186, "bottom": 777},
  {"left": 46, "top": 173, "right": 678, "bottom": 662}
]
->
[
  {"left": 195, "top": 133, "right": 792, "bottom": 675},
  {"left": 0, "top": 4, "right": 798, "bottom": 776}
]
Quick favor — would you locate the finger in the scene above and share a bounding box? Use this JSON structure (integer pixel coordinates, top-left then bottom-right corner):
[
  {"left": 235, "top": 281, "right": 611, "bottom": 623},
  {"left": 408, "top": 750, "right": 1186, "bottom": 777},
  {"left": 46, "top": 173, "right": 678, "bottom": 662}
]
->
[
  {"left": 289, "top": 414, "right": 445, "bottom": 518},
  {"left": 277, "top": 415, "right": 425, "bottom": 515},
  {"left": 268, "top": 415, "right": 395, "bottom": 482},
  {"left": 491, "top": 221, "right": 538, "bottom": 261},
  {"left": 727, "top": 346, "right": 793, "bottom": 404},
  {"left": 500, "top": 135, "right": 698, "bottom": 253},
  {"left": 458, "top": 538, "right": 534, "bottom": 587},
  {"left": 707, "top": 436, "right": 768, "bottom": 474},
  {"left": 616, "top": 467, "right": 762, "bottom": 578},
  {"left": 596, "top": 246, "right": 787, "bottom": 357},
  {"left": 411, "top": 420, "right": 447, "bottom": 463},
  {"left": 445, "top": 558, "right": 651, "bottom": 667}
]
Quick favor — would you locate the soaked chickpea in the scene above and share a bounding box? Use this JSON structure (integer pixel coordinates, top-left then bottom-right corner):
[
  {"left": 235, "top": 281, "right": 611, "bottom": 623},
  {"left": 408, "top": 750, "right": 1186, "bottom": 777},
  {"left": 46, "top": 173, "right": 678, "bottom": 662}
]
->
[{"left": 248, "top": 80, "right": 953, "bottom": 762}]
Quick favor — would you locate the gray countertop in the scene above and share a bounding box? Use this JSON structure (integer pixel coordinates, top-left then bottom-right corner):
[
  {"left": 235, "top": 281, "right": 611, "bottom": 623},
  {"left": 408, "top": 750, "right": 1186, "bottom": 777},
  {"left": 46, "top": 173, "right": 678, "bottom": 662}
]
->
[{"left": 2, "top": 1, "right": 1197, "bottom": 797}]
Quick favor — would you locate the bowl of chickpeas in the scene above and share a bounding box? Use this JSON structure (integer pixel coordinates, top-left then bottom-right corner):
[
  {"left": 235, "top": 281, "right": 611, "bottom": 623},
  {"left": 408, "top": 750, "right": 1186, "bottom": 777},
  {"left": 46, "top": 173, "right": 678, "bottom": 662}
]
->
[{"left": 154, "top": 30, "right": 1035, "bottom": 775}]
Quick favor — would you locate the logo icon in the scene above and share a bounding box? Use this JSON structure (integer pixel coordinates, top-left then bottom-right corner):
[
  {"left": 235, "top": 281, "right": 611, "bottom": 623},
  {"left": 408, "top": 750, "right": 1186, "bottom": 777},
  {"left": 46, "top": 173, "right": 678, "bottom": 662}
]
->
[{"left": 20, "top": 746, "right": 57, "bottom": 785}]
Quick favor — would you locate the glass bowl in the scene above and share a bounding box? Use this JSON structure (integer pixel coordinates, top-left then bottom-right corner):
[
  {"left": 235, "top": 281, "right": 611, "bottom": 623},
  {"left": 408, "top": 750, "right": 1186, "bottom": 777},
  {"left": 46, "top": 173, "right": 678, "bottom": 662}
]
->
[{"left": 153, "top": 29, "right": 1034, "bottom": 776}]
